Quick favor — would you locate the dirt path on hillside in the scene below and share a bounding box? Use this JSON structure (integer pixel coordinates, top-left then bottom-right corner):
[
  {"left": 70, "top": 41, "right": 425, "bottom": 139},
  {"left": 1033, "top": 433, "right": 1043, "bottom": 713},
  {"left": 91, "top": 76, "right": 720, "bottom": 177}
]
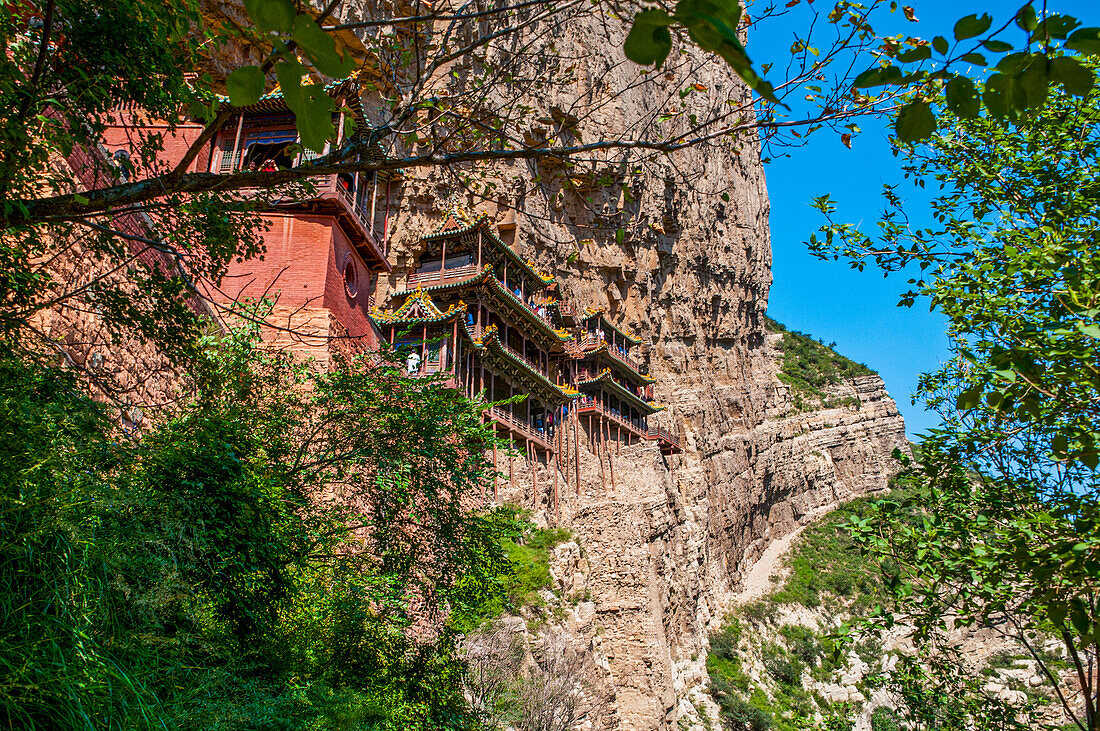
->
[{"left": 733, "top": 522, "right": 813, "bottom": 605}]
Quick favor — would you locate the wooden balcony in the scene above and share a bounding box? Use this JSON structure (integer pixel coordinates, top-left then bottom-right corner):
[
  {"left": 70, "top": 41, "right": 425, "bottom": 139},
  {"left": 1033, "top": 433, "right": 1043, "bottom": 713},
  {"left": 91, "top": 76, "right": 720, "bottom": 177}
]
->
[
  {"left": 583, "top": 335, "right": 643, "bottom": 371},
  {"left": 646, "top": 425, "right": 681, "bottom": 454},
  {"left": 406, "top": 263, "right": 480, "bottom": 289},
  {"left": 488, "top": 405, "right": 553, "bottom": 451},
  {"left": 213, "top": 151, "right": 389, "bottom": 270},
  {"left": 576, "top": 397, "right": 647, "bottom": 438}
]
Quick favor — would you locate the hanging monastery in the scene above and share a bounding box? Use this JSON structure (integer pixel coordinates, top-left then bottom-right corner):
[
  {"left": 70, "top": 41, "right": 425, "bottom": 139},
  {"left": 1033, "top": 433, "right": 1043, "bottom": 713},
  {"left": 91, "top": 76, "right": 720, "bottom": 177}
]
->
[{"left": 99, "top": 80, "right": 681, "bottom": 504}]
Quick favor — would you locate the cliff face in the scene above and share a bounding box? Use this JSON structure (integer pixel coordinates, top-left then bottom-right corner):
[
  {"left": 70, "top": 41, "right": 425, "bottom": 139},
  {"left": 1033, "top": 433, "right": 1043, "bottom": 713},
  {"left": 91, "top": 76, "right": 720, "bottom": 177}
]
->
[{"left": 348, "top": 3, "right": 911, "bottom": 726}]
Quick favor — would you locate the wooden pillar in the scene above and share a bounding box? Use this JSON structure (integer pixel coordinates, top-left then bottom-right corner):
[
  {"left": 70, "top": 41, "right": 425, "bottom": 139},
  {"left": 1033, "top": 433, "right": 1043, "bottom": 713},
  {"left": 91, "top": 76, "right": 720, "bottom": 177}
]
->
[
  {"left": 607, "top": 417, "right": 616, "bottom": 493},
  {"left": 229, "top": 112, "right": 245, "bottom": 172},
  {"left": 597, "top": 415, "right": 607, "bottom": 492},
  {"left": 509, "top": 443, "right": 515, "bottom": 492},
  {"left": 369, "top": 173, "right": 379, "bottom": 231},
  {"left": 492, "top": 440, "right": 498, "bottom": 500},
  {"left": 530, "top": 440, "right": 538, "bottom": 509},
  {"left": 477, "top": 231, "right": 483, "bottom": 268},
  {"left": 574, "top": 409, "right": 581, "bottom": 499},
  {"left": 553, "top": 426, "right": 560, "bottom": 517},
  {"left": 383, "top": 176, "right": 392, "bottom": 256},
  {"left": 440, "top": 236, "right": 447, "bottom": 276}
]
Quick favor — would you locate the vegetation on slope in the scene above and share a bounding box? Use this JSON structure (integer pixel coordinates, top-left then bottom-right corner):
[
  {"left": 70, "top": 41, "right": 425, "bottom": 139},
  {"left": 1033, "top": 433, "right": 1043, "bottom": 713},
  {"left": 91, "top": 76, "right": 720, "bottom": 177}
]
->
[
  {"left": 763, "top": 316, "right": 874, "bottom": 412},
  {"left": 0, "top": 320, "right": 526, "bottom": 730},
  {"left": 706, "top": 480, "right": 1064, "bottom": 731}
]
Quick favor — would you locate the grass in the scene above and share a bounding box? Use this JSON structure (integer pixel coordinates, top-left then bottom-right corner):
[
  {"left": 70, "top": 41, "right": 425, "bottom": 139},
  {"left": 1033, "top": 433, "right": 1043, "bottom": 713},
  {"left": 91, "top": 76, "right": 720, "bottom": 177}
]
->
[
  {"left": 451, "top": 510, "right": 572, "bottom": 631},
  {"left": 767, "top": 494, "right": 891, "bottom": 612},
  {"left": 764, "top": 316, "right": 875, "bottom": 412}
]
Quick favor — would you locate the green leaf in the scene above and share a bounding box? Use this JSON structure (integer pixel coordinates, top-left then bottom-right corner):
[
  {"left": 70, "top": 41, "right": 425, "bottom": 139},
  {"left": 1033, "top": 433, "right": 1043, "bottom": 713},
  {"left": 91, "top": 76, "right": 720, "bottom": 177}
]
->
[
  {"left": 981, "top": 40, "right": 1013, "bottom": 53},
  {"left": 895, "top": 100, "right": 936, "bottom": 142},
  {"left": 244, "top": 0, "right": 295, "bottom": 34},
  {"left": 1077, "top": 321, "right": 1100, "bottom": 339},
  {"left": 295, "top": 86, "right": 337, "bottom": 152},
  {"left": 292, "top": 14, "right": 357, "bottom": 78},
  {"left": 1031, "top": 14, "right": 1080, "bottom": 42},
  {"left": 226, "top": 65, "right": 265, "bottom": 107},
  {"left": 624, "top": 11, "right": 675, "bottom": 68},
  {"left": 897, "top": 45, "right": 931, "bottom": 63},
  {"left": 954, "top": 13, "right": 993, "bottom": 41},
  {"left": 1015, "top": 4, "right": 1038, "bottom": 32},
  {"left": 1051, "top": 56, "right": 1095, "bottom": 96},
  {"left": 1017, "top": 55, "right": 1050, "bottom": 110},
  {"left": 983, "top": 73, "right": 1011, "bottom": 118},
  {"left": 275, "top": 59, "right": 307, "bottom": 114},
  {"left": 853, "top": 65, "right": 904, "bottom": 88},
  {"left": 956, "top": 386, "right": 982, "bottom": 410},
  {"left": 961, "top": 52, "right": 988, "bottom": 66},
  {"left": 945, "top": 76, "right": 980, "bottom": 119},
  {"left": 1067, "top": 28, "right": 1100, "bottom": 56},
  {"left": 932, "top": 36, "right": 949, "bottom": 55}
]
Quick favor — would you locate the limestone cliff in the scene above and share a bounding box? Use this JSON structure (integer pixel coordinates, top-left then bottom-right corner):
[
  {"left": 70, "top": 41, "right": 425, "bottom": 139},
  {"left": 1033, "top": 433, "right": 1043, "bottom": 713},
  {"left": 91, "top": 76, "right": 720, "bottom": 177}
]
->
[{"left": 345, "top": 2, "right": 912, "bottom": 726}]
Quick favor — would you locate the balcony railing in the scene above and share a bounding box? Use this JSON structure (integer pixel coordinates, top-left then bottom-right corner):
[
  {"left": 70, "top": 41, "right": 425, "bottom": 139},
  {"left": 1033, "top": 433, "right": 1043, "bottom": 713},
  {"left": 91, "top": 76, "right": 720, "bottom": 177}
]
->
[
  {"left": 576, "top": 396, "right": 647, "bottom": 436},
  {"left": 497, "top": 338, "right": 545, "bottom": 376},
  {"left": 646, "top": 425, "right": 680, "bottom": 450},
  {"left": 213, "top": 149, "right": 385, "bottom": 255},
  {"left": 582, "top": 334, "right": 642, "bottom": 370},
  {"left": 576, "top": 368, "right": 651, "bottom": 401},
  {"left": 406, "top": 263, "right": 480, "bottom": 289},
  {"left": 488, "top": 405, "right": 552, "bottom": 449}
]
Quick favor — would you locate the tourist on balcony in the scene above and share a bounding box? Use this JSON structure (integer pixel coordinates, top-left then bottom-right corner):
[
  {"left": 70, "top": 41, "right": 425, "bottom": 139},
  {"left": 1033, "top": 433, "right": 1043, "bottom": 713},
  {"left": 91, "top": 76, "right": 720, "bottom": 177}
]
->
[
  {"left": 406, "top": 350, "right": 421, "bottom": 376},
  {"left": 466, "top": 312, "right": 475, "bottom": 330},
  {"left": 547, "top": 411, "right": 555, "bottom": 438},
  {"left": 535, "top": 415, "right": 545, "bottom": 437}
]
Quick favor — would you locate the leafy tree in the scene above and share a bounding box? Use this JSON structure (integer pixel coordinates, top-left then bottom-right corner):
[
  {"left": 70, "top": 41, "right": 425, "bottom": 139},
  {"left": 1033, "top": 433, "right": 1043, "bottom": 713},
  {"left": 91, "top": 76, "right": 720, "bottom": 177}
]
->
[
  {"left": 1, "top": 313, "right": 522, "bottom": 729},
  {"left": 811, "top": 62, "right": 1100, "bottom": 729}
]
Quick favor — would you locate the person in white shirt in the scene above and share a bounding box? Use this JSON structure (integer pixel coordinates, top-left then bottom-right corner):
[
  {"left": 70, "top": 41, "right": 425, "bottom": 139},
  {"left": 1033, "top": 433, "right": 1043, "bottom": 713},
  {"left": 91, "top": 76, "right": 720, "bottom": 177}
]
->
[{"left": 407, "top": 350, "right": 421, "bottom": 375}]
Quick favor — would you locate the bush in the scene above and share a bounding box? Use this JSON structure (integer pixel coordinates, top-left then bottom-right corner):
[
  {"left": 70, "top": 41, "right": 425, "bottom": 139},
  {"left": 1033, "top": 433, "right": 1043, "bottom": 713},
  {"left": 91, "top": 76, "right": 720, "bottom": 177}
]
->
[
  {"left": 870, "top": 706, "right": 903, "bottom": 731},
  {"left": 762, "top": 643, "right": 803, "bottom": 689},
  {"left": 779, "top": 625, "right": 821, "bottom": 666},
  {"left": 768, "top": 494, "right": 902, "bottom": 611},
  {"left": 764, "top": 316, "right": 874, "bottom": 411},
  {"left": 711, "top": 619, "right": 744, "bottom": 661},
  {"left": 719, "top": 696, "right": 773, "bottom": 731}
]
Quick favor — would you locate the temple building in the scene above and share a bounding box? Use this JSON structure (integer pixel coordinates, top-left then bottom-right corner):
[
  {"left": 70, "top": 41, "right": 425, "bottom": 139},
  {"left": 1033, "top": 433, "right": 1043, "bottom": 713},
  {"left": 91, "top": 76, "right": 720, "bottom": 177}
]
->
[
  {"left": 372, "top": 202, "right": 681, "bottom": 496},
  {"left": 102, "top": 81, "right": 396, "bottom": 364},
  {"left": 371, "top": 206, "right": 578, "bottom": 462}
]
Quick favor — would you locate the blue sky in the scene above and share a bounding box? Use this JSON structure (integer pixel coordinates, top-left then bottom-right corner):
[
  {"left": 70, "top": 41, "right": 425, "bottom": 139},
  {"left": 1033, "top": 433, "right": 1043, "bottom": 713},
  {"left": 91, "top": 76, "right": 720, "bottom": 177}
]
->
[{"left": 749, "top": 0, "right": 1094, "bottom": 438}]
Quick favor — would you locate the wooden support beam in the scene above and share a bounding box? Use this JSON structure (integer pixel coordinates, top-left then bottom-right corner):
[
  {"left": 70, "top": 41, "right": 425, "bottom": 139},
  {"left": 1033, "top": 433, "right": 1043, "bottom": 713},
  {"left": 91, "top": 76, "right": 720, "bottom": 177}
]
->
[
  {"left": 607, "top": 417, "right": 616, "bottom": 493},
  {"left": 574, "top": 409, "right": 581, "bottom": 500},
  {"left": 530, "top": 440, "right": 538, "bottom": 509},
  {"left": 598, "top": 415, "right": 607, "bottom": 492}
]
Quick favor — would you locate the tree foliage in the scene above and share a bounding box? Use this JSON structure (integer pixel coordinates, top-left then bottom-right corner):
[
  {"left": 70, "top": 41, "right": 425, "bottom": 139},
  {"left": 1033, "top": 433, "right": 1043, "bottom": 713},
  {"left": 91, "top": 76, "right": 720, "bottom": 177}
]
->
[
  {"left": 811, "top": 62, "right": 1100, "bottom": 730},
  {"left": 0, "top": 316, "right": 525, "bottom": 729}
]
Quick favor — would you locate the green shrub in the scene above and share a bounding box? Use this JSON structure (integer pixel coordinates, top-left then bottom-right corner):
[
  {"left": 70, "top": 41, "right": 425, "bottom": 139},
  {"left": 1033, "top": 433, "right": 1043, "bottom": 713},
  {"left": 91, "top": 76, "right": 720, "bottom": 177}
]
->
[
  {"left": 449, "top": 508, "right": 572, "bottom": 630},
  {"left": 764, "top": 316, "right": 874, "bottom": 412},
  {"left": 711, "top": 619, "right": 744, "bottom": 661},
  {"left": 717, "top": 695, "right": 773, "bottom": 731},
  {"left": 768, "top": 494, "right": 901, "bottom": 611},
  {"left": 761, "top": 643, "right": 803, "bottom": 688},
  {"left": 779, "top": 625, "right": 821, "bottom": 666},
  {"left": 870, "top": 706, "right": 903, "bottom": 731}
]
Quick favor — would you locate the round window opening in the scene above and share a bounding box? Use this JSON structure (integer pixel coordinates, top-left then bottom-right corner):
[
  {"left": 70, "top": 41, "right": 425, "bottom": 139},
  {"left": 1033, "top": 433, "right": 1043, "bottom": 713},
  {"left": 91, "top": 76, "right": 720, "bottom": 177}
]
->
[{"left": 343, "top": 257, "right": 359, "bottom": 299}]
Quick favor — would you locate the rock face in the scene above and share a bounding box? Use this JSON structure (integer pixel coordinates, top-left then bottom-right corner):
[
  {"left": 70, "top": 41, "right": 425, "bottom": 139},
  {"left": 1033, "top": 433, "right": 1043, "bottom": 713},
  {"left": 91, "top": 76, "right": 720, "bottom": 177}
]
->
[
  {"left": 345, "top": 1, "right": 910, "bottom": 725},
  {"left": 348, "top": 4, "right": 911, "bottom": 725}
]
